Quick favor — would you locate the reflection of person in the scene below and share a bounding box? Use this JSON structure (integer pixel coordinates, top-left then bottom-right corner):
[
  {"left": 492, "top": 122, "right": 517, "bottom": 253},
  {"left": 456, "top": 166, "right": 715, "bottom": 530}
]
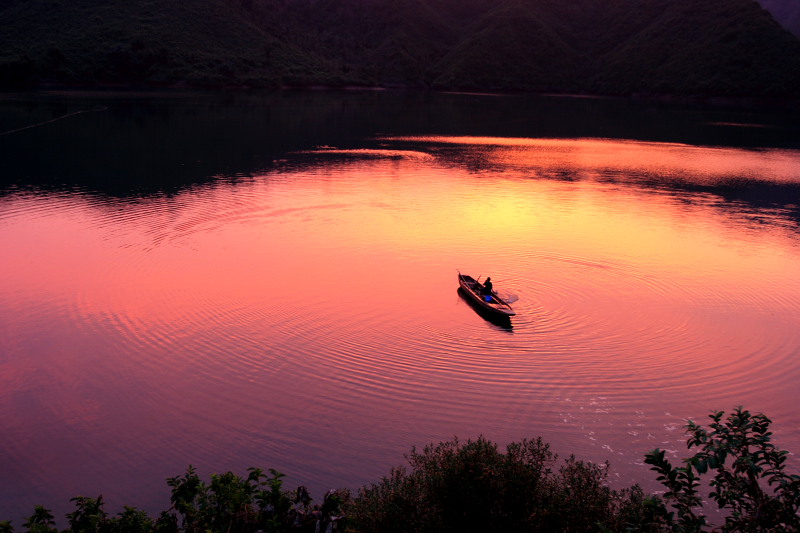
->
[{"left": 482, "top": 277, "right": 493, "bottom": 295}]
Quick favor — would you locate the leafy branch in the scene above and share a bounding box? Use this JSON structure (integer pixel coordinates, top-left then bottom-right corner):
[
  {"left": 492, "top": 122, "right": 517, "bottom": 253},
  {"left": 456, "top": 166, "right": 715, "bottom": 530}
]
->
[{"left": 646, "top": 407, "right": 800, "bottom": 532}]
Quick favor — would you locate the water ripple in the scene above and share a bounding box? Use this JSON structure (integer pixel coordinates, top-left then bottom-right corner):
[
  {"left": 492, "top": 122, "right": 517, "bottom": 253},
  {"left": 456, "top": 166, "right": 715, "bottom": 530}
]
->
[{"left": 2, "top": 146, "right": 800, "bottom": 522}]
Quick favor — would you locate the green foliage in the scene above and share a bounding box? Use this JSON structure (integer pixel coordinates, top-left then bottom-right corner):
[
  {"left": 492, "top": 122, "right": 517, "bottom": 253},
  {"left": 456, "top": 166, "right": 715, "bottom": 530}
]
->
[
  {"left": 646, "top": 449, "right": 707, "bottom": 532},
  {"left": 107, "top": 507, "right": 153, "bottom": 533},
  {"left": 66, "top": 497, "right": 108, "bottom": 533},
  {"left": 347, "top": 436, "right": 667, "bottom": 533},
  {"left": 22, "top": 507, "right": 57, "bottom": 533},
  {"left": 2, "top": 467, "right": 344, "bottom": 533},
  {"left": 645, "top": 407, "right": 800, "bottom": 532},
  {"left": 164, "top": 466, "right": 296, "bottom": 533}
]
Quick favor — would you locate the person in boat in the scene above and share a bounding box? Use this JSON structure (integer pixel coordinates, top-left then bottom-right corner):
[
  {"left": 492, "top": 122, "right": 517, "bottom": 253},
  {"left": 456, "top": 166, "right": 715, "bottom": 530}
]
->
[{"left": 482, "top": 277, "right": 494, "bottom": 298}]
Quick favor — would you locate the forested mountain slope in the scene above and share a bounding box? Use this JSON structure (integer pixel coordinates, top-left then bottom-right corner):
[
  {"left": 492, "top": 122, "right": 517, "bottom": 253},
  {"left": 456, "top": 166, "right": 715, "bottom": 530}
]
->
[
  {"left": 0, "top": 0, "right": 332, "bottom": 86},
  {"left": 2, "top": 0, "right": 799, "bottom": 97}
]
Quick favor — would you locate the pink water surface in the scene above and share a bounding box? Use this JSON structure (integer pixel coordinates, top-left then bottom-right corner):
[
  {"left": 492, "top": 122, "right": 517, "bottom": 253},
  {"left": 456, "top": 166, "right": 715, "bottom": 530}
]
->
[{"left": 2, "top": 137, "right": 799, "bottom": 522}]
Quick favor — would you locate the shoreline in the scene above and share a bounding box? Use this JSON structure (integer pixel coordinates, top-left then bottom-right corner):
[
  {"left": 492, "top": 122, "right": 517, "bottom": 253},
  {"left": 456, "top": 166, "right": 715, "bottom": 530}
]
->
[{"left": 4, "top": 82, "right": 799, "bottom": 110}]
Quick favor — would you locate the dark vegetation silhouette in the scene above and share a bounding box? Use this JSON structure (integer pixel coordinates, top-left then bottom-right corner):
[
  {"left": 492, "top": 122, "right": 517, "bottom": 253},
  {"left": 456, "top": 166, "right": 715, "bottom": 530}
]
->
[
  {"left": 1, "top": 0, "right": 800, "bottom": 96},
  {"left": 1, "top": 408, "right": 798, "bottom": 532}
]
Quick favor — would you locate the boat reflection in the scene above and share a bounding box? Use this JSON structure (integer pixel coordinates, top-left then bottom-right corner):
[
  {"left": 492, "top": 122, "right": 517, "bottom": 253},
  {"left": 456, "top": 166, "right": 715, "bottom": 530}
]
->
[{"left": 457, "top": 288, "right": 514, "bottom": 330}]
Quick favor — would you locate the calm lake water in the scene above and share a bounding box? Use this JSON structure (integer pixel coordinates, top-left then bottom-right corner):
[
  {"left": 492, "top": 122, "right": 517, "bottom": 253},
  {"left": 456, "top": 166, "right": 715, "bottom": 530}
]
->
[{"left": 2, "top": 90, "right": 800, "bottom": 523}]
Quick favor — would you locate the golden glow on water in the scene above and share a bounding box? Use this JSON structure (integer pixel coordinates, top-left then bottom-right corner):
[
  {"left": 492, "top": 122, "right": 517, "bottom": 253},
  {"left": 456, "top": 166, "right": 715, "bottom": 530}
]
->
[
  {"left": 391, "top": 136, "right": 800, "bottom": 184},
  {"left": 2, "top": 136, "right": 800, "bottom": 520}
]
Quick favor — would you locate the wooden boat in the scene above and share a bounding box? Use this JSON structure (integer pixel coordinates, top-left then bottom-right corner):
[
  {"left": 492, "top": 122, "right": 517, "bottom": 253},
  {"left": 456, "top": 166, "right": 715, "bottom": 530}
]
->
[{"left": 457, "top": 272, "right": 516, "bottom": 317}]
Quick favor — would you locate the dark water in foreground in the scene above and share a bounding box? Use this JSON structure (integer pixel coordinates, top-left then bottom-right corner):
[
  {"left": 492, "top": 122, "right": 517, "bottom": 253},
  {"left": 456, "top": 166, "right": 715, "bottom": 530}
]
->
[{"left": 1, "top": 90, "right": 800, "bottom": 524}]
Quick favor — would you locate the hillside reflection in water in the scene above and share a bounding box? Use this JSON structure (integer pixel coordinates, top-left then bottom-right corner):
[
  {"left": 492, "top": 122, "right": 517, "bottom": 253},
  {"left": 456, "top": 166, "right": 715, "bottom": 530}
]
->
[{"left": 2, "top": 97, "right": 800, "bottom": 524}]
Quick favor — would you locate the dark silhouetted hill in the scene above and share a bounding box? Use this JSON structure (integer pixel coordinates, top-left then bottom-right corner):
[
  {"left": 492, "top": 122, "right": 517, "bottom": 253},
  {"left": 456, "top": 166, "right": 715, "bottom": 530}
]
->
[
  {"left": 0, "top": 0, "right": 335, "bottom": 87},
  {"left": 2, "top": 0, "right": 799, "bottom": 97}
]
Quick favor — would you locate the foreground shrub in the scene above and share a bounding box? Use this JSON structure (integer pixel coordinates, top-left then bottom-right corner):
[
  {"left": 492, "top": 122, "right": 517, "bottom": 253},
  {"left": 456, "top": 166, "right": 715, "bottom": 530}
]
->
[
  {"left": 346, "top": 436, "right": 667, "bottom": 533},
  {"left": 160, "top": 467, "right": 346, "bottom": 533},
  {"left": 5, "top": 468, "right": 345, "bottom": 533}
]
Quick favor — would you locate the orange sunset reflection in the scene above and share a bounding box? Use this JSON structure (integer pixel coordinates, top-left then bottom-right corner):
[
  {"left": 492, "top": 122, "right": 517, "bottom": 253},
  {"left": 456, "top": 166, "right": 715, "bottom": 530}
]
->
[{"left": 386, "top": 136, "right": 800, "bottom": 185}]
